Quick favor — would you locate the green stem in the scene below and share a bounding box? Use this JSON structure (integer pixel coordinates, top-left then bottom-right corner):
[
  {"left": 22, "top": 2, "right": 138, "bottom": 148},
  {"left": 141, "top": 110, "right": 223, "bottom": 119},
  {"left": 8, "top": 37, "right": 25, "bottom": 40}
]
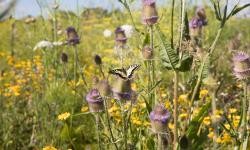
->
[
  {"left": 149, "top": 25, "right": 156, "bottom": 105},
  {"left": 74, "top": 46, "right": 78, "bottom": 99},
  {"left": 157, "top": 134, "right": 162, "bottom": 150},
  {"left": 104, "top": 98, "right": 119, "bottom": 150},
  {"left": 173, "top": 71, "right": 178, "bottom": 149},
  {"left": 120, "top": 102, "right": 128, "bottom": 150},
  {"left": 170, "top": 0, "right": 175, "bottom": 49},
  {"left": 95, "top": 114, "right": 102, "bottom": 150}
]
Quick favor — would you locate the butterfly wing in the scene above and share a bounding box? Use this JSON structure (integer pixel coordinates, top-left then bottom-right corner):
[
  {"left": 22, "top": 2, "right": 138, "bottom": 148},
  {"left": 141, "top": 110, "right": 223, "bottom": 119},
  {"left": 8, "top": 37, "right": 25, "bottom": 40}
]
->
[
  {"left": 109, "top": 68, "right": 127, "bottom": 80},
  {"left": 126, "top": 64, "right": 140, "bottom": 79}
]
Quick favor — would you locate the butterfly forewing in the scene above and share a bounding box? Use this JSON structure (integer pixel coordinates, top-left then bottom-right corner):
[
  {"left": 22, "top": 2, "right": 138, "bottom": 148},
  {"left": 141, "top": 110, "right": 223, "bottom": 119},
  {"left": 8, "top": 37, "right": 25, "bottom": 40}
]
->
[{"left": 127, "top": 64, "right": 141, "bottom": 79}]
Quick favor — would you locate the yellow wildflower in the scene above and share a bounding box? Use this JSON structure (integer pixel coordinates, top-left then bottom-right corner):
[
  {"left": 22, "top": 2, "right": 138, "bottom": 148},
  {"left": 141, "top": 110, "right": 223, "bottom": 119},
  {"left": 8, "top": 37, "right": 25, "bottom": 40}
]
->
[
  {"left": 58, "top": 112, "right": 71, "bottom": 120},
  {"left": 199, "top": 89, "right": 208, "bottom": 98},
  {"left": 81, "top": 106, "right": 89, "bottom": 112},
  {"left": 203, "top": 117, "right": 211, "bottom": 126},
  {"left": 207, "top": 131, "right": 214, "bottom": 139},
  {"left": 43, "top": 146, "right": 57, "bottom": 150},
  {"left": 165, "top": 100, "right": 171, "bottom": 109},
  {"left": 229, "top": 108, "right": 237, "bottom": 114},
  {"left": 179, "top": 113, "right": 188, "bottom": 120}
]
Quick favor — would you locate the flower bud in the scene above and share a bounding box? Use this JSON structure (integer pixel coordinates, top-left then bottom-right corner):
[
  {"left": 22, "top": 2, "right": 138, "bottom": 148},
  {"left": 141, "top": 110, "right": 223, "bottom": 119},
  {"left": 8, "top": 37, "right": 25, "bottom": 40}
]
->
[
  {"left": 142, "top": 0, "right": 158, "bottom": 25},
  {"left": 94, "top": 54, "right": 102, "bottom": 65},
  {"left": 66, "top": 26, "right": 80, "bottom": 45},
  {"left": 150, "top": 104, "right": 171, "bottom": 133},
  {"left": 233, "top": 52, "right": 250, "bottom": 79},
  {"left": 115, "top": 27, "right": 127, "bottom": 47},
  {"left": 196, "top": 7, "right": 206, "bottom": 20},
  {"left": 142, "top": 45, "right": 153, "bottom": 59},
  {"left": 61, "top": 52, "right": 68, "bottom": 63},
  {"left": 86, "top": 89, "right": 104, "bottom": 112}
]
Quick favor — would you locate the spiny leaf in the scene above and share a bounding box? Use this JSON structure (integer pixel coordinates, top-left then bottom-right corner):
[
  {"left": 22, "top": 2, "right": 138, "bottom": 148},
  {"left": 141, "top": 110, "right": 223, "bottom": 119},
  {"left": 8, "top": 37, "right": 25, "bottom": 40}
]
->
[
  {"left": 156, "top": 25, "right": 179, "bottom": 70},
  {"left": 176, "top": 52, "right": 193, "bottom": 72}
]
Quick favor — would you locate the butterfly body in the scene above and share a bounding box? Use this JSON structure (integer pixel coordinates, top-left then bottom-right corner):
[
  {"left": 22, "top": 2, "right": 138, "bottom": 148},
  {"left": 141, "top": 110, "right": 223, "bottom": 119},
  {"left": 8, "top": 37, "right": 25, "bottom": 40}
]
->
[{"left": 109, "top": 64, "right": 140, "bottom": 80}]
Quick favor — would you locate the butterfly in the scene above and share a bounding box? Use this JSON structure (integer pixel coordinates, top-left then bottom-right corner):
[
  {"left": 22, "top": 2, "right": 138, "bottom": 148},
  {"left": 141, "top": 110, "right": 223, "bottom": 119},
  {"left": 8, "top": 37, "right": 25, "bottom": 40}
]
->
[{"left": 109, "top": 64, "right": 141, "bottom": 80}]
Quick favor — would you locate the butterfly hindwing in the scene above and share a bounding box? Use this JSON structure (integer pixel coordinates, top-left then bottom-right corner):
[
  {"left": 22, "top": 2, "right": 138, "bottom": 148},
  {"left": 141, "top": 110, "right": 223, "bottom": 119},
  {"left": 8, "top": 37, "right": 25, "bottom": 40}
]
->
[
  {"left": 109, "top": 64, "right": 140, "bottom": 80},
  {"left": 127, "top": 64, "right": 140, "bottom": 79}
]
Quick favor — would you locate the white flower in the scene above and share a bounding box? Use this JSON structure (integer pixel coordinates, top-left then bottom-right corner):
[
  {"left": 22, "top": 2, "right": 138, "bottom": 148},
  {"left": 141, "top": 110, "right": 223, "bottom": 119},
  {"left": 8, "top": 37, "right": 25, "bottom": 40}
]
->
[
  {"left": 52, "top": 41, "right": 65, "bottom": 46},
  {"left": 103, "top": 29, "right": 112, "bottom": 38},
  {"left": 120, "top": 24, "right": 134, "bottom": 38},
  {"left": 33, "top": 40, "right": 53, "bottom": 51},
  {"left": 33, "top": 40, "right": 65, "bottom": 51}
]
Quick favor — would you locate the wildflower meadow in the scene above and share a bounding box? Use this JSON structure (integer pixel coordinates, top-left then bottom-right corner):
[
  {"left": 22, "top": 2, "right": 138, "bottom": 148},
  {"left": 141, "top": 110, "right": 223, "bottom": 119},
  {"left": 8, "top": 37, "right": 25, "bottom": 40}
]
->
[{"left": 1, "top": 0, "right": 250, "bottom": 149}]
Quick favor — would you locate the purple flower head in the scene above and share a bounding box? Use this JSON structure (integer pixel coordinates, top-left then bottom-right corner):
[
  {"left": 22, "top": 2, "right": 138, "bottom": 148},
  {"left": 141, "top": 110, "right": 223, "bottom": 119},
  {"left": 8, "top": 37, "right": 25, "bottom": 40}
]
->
[
  {"left": 66, "top": 26, "right": 80, "bottom": 45},
  {"left": 142, "top": 0, "right": 156, "bottom": 6},
  {"left": 86, "top": 89, "right": 103, "bottom": 104},
  {"left": 115, "top": 27, "right": 127, "bottom": 43},
  {"left": 150, "top": 104, "right": 171, "bottom": 124},
  {"left": 189, "top": 17, "right": 207, "bottom": 29},
  {"left": 112, "top": 90, "right": 132, "bottom": 100},
  {"left": 233, "top": 52, "right": 250, "bottom": 80},
  {"left": 142, "top": 0, "right": 158, "bottom": 25}
]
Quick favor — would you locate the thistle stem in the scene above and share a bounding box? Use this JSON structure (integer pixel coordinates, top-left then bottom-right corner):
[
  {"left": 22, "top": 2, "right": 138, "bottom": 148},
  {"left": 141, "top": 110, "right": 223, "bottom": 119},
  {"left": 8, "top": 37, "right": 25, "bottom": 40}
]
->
[
  {"left": 170, "top": 0, "right": 175, "bottom": 49},
  {"left": 149, "top": 25, "right": 156, "bottom": 104},
  {"left": 74, "top": 46, "right": 78, "bottom": 98},
  {"left": 104, "top": 98, "right": 119, "bottom": 150},
  {"left": 95, "top": 114, "right": 102, "bottom": 150},
  {"left": 240, "top": 82, "right": 247, "bottom": 139},
  {"left": 173, "top": 71, "right": 178, "bottom": 149}
]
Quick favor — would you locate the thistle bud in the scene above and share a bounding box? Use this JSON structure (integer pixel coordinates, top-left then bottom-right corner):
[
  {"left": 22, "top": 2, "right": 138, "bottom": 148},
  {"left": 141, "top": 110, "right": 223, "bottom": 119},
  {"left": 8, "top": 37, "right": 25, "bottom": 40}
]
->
[
  {"left": 24, "top": 15, "right": 36, "bottom": 24},
  {"left": 142, "top": 45, "right": 153, "bottom": 59},
  {"left": 150, "top": 104, "right": 171, "bottom": 133},
  {"left": 66, "top": 26, "right": 80, "bottom": 45},
  {"left": 115, "top": 27, "right": 127, "bottom": 47},
  {"left": 94, "top": 54, "right": 102, "bottom": 65},
  {"left": 233, "top": 52, "right": 250, "bottom": 80},
  {"left": 61, "top": 52, "right": 68, "bottom": 63},
  {"left": 142, "top": 0, "right": 158, "bottom": 25},
  {"left": 196, "top": 7, "right": 207, "bottom": 20},
  {"left": 86, "top": 89, "right": 104, "bottom": 112}
]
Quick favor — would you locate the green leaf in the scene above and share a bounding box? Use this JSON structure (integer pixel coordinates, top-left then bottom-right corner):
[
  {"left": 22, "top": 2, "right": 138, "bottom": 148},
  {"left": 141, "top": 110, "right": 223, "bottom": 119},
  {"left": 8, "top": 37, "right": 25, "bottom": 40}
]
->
[
  {"left": 156, "top": 25, "right": 179, "bottom": 70},
  {"left": 60, "top": 123, "right": 70, "bottom": 140},
  {"left": 183, "top": 11, "right": 190, "bottom": 41},
  {"left": 176, "top": 53, "right": 193, "bottom": 72},
  {"left": 198, "top": 55, "right": 210, "bottom": 81},
  {"left": 231, "top": 3, "right": 250, "bottom": 16}
]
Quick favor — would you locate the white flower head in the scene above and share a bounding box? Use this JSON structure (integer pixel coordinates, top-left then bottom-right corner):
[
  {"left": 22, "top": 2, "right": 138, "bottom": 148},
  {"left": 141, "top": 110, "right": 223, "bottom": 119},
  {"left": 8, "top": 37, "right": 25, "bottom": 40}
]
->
[
  {"left": 52, "top": 41, "right": 65, "bottom": 46},
  {"left": 33, "top": 40, "right": 65, "bottom": 51},
  {"left": 120, "top": 24, "right": 134, "bottom": 38},
  {"left": 33, "top": 40, "right": 53, "bottom": 51},
  {"left": 103, "top": 29, "right": 112, "bottom": 38}
]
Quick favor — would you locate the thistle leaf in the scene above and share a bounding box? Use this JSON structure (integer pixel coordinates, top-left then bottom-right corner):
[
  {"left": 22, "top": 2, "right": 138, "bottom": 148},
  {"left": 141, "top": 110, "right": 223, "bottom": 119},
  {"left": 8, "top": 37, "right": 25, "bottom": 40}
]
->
[{"left": 156, "top": 25, "right": 179, "bottom": 70}]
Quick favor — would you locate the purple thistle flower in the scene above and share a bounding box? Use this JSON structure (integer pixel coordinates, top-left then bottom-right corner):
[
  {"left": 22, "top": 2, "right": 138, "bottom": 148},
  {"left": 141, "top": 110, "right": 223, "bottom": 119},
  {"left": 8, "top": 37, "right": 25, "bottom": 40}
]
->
[
  {"left": 142, "top": 0, "right": 156, "bottom": 6},
  {"left": 142, "top": 0, "right": 158, "bottom": 25},
  {"left": 189, "top": 17, "right": 207, "bottom": 29},
  {"left": 86, "top": 89, "right": 104, "bottom": 112},
  {"left": 115, "top": 27, "right": 127, "bottom": 47},
  {"left": 149, "top": 104, "right": 171, "bottom": 133},
  {"left": 150, "top": 104, "right": 171, "bottom": 124},
  {"left": 66, "top": 26, "right": 80, "bottom": 45},
  {"left": 233, "top": 52, "right": 250, "bottom": 80},
  {"left": 113, "top": 90, "right": 132, "bottom": 100}
]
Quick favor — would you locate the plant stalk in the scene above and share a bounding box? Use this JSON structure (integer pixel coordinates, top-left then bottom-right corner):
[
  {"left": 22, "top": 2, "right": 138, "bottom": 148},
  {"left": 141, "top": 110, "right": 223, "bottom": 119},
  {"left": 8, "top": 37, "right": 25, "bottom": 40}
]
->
[{"left": 173, "top": 71, "right": 178, "bottom": 149}]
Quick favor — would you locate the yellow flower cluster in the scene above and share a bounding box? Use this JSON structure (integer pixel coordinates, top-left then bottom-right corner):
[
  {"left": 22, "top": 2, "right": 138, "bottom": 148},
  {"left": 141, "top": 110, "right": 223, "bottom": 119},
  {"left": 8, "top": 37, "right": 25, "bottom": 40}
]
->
[
  {"left": 58, "top": 112, "right": 71, "bottom": 120},
  {"left": 43, "top": 146, "right": 57, "bottom": 150}
]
